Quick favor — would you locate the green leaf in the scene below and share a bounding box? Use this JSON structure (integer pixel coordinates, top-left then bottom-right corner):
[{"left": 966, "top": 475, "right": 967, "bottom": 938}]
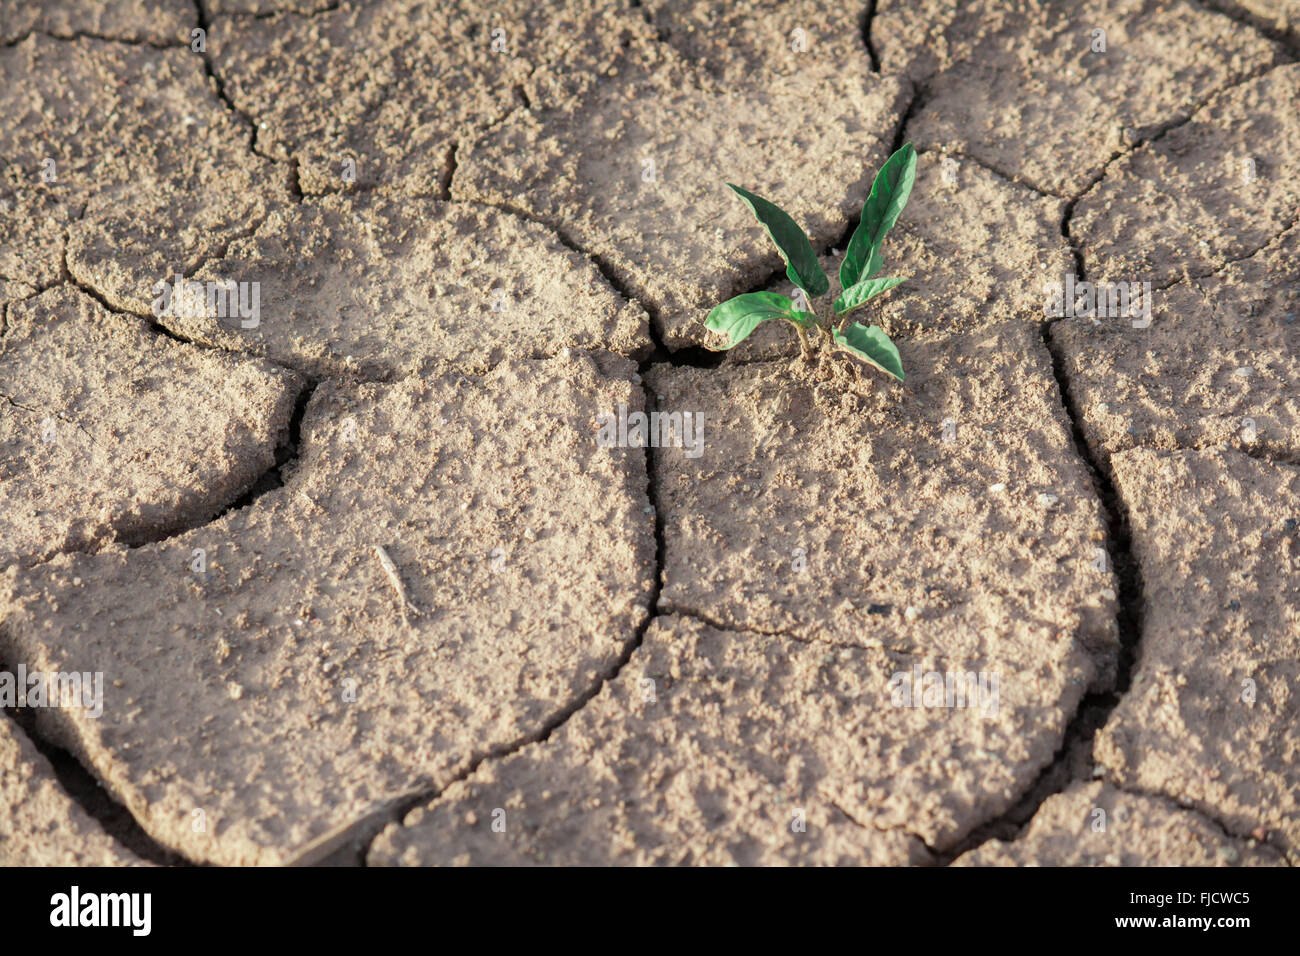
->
[
  {"left": 833, "top": 322, "right": 905, "bottom": 381},
  {"left": 726, "top": 184, "right": 829, "bottom": 298},
  {"left": 789, "top": 310, "right": 819, "bottom": 328},
  {"left": 840, "top": 143, "right": 917, "bottom": 290},
  {"left": 833, "top": 275, "right": 905, "bottom": 315},
  {"left": 705, "top": 291, "right": 798, "bottom": 349}
]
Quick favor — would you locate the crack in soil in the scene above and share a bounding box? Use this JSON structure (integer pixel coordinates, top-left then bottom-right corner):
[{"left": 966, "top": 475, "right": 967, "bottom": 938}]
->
[
  {"left": 936, "top": 321, "right": 1148, "bottom": 864},
  {"left": 937, "top": 696, "right": 1115, "bottom": 862},
  {"left": 1107, "top": 780, "right": 1295, "bottom": 864},
  {"left": 861, "top": 0, "right": 881, "bottom": 73},
  {"left": 652, "top": 602, "right": 808, "bottom": 642},
  {"left": 1, "top": 390, "right": 101, "bottom": 459},
  {"left": 8, "top": 225, "right": 318, "bottom": 561},
  {"left": 0, "top": 697, "right": 192, "bottom": 866},
  {"left": 17, "top": 24, "right": 1285, "bottom": 864},
  {"left": 58, "top": 200, "right": 325, "bottom": 384},
  {"left": 326, "top": 384, "right": 668, "bottom": 867},
  {"left": 192, "top": 0, "right": 305, "bottom": 199},
  {"left": 1151, "top": 211, "right": 1300, "bottom": 292},
  {"left": 657, "top": 600, "right": 931, "bottom": 658},
  {"left": 1063, "top": 57, "right": 1292, "bottom": 282},
  {"left": 452, "top": 196, "right": 712, "bottom": 366},
  {"left": 1060, "top": 111, "right": 1206, "bottom": 283},
  {"left": 64, "top": 269, "right": 211, "bottom": 350},
  {"left": 932, "top": 147, "right": 1067, "bottom": 200},
  {"left": 1195, "top": 0, "right": 1300, "bottom": 61},
  {"left": 1234, "top": 443, "right": 1300, "bottom": 469},
  {"left": 440, "top": 143, "right": 458, "bottom": 201},
  {"left": 0, "top": 30, "right": 185, "bottom": 50},
  {"left": 57, "top": 198, "right": 277, "bottom": 353},
  {"left": 1, "top": 366, "right": 313, "bottom": 569},
  {"left": 239, "top": 1, "right": 343, "bottom": 23},
  {"left": 831, "top": 797, "right": 940, "bottom": 859},
  {"left": 205, "top": 377, "right": 318, "bottom": 524},
  {"left": 886, "top": 79, "right": 926, "bottom": 159},
  {"left": 288, "top": 156, "right": 304, "bottom": 200}
]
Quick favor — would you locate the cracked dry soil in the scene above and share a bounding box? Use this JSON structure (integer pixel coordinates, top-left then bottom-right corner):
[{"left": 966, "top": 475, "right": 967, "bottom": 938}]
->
[{"left": 1, "top": 0, "right": 1298, "bottom": 868}]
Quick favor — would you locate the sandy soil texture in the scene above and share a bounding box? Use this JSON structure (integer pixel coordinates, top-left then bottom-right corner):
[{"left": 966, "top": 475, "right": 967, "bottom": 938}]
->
[{"left": 1, "top": 0, "right": 1297, "bottom": 867}]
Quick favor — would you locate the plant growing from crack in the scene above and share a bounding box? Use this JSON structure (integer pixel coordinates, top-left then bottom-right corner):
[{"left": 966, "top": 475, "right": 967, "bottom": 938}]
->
[{"left": 705, "top": 143, "right": 916, "bottom": 381}]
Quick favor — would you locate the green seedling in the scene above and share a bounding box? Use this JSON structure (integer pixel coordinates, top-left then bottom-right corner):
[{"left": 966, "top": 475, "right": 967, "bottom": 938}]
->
[{"left": 705, "top": 143, "right": 917, "bottom": 381}]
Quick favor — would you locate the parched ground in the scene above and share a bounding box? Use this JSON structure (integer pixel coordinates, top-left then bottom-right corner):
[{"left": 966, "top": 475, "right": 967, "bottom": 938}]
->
[{"left": 0, "top": 0, "right": 1297, "bottom": 867}]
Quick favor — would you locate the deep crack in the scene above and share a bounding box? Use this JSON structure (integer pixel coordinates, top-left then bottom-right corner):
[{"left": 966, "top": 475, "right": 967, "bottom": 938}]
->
[
  {"left": 0, "top": 699, "right": 192, "bottom": 866},
  {"left": 939, "top": 321, "right": 1148, "bottom": 864},
  {"left": 861, "top": 0, "right": 881, "bottom": 72},
  {"left": 209, "top": 378, "right": 318, "bottom": 523},
  {"left": 440, "top": 142, "right": 458, "bottom": 201}
]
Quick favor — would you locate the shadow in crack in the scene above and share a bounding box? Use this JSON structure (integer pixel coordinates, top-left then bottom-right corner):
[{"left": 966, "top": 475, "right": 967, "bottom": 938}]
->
[{"left": 0, "top": 702, "right": 189, "bottom": 866}]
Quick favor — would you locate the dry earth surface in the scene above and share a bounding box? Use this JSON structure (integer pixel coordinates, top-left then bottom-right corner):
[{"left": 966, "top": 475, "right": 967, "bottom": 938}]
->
[{"left": 1, "top": 0, "right": 1296, "bottom": 867}]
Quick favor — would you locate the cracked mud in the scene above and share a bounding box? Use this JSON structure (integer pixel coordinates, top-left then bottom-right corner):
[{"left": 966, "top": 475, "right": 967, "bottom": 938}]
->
[{"left": 1, "top": 0, "right": 1297, "bottom": 868}]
